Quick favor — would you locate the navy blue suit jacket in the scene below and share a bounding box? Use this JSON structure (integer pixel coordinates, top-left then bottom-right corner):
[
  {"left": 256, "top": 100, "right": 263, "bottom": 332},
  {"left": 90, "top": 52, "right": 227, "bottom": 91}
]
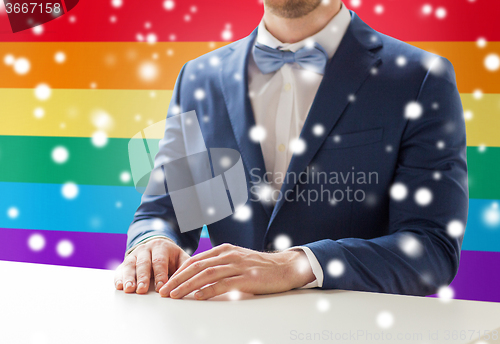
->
[{"left": 127, "top": 11, "right": 468, "bottom": 296}]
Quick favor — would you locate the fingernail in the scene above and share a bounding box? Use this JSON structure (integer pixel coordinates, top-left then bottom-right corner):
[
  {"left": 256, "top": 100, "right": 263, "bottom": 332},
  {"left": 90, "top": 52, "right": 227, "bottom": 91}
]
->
[
  {"left": 170, "top": 289, "right": 179, "bottom": 297},
  {"left": 115, "top": 280, "right": 122, "bottom": 288},
  {"left": 156, "top": 281, "right": 164, "bottom": 291},
  {"left": 159, "top": 285, "right": 169, "bottom": 296},
  {"left": 138, "top": 282, "right": 145, "bottom": 290},
  {"left": 125, "top": 281, "right": 133, "bottom": 289},
  {"left": 195, "top": 291, "right": 203, "bottom": 299}
]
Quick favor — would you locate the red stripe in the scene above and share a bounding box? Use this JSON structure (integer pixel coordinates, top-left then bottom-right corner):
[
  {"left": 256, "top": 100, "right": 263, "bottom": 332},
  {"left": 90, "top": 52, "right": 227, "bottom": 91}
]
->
[{"left": 0, "top": 0, "right": 498, "bottom": 42}]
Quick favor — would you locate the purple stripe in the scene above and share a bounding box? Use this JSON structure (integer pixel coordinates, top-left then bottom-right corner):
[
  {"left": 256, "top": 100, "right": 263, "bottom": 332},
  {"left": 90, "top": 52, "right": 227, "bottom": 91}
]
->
[
  {"left": 0, "top": 228, "right": 498, "bottom": 302},
  {"left": 444, "top": 250, "right": 500, "bottom": 303},
  {"left": 0, "top": 227, "right": 128, "bottom": 270},
  {"left": 0, "top": 227, "right": 213, "bottom": 270}
]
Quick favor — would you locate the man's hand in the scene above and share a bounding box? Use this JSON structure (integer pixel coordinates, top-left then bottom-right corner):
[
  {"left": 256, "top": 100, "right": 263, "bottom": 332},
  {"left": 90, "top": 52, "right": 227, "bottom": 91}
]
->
[
  {"left": 114, "top": 238, "right": 190, "bottom": 294},
  {"left": 159, "top": 243, "right": 315, "bottom": 300}
]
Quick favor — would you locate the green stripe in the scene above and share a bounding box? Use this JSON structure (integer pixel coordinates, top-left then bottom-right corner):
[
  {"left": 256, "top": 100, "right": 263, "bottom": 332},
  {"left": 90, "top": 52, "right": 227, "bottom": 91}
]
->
[
  {"left": 0, "top": 136, "right": 499, "bottom": 199},
  {"left": 467, "top": 146, "right": 500, "bottom": 200},
  {"left": 0, "top": 136, "right": 140, "bottom": 187}
]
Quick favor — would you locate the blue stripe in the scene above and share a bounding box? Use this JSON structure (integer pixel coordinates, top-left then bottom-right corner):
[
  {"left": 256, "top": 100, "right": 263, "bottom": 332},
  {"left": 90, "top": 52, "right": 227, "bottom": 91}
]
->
[
  {"left": 462, "top": 199, "right": 500, "bottom": 252},
  {"left": 0, "top": 182, "right": 210, "bottom": 238},
  {"left": 1, "top": 182, "right": 497, "bottom": 248}
]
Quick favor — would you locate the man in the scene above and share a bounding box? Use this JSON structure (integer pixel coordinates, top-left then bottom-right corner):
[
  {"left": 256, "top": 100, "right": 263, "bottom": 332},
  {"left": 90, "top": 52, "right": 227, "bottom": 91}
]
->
[{"left": 114, "top": 0, "right": 468, "bottom": 300}]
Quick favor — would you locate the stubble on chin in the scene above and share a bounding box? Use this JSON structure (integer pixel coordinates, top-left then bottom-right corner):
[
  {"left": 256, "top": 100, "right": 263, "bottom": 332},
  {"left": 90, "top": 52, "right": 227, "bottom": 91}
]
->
[{"left": 264, "top": 0, "right": 324, "bottom": 19}]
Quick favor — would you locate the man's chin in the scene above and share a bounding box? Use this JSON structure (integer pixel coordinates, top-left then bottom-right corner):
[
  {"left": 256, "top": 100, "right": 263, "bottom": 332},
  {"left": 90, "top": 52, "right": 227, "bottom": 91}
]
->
[{"left": 265, "top": 0, "right": 324, "bottom": 19}]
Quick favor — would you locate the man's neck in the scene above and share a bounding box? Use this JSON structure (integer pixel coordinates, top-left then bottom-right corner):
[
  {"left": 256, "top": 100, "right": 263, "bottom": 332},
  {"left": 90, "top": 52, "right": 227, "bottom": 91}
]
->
[{"left": 262, "top": 0, "right": 342, "bottom": 44}]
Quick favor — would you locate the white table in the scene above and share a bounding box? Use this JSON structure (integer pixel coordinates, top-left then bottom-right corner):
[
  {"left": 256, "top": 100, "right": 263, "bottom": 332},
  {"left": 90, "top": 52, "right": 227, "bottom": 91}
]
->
[{"left": 1, "top": 261, "right": 499, "bottom": 344}]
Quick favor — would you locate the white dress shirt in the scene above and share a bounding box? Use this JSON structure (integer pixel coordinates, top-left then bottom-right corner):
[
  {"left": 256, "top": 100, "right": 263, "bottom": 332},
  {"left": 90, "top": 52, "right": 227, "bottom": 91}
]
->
[
  {"left": 248, "top": 3, "right": 351, "bottom": 288},
  {"left": 127, "top": 3, "right": 351, "bottom": 289}
]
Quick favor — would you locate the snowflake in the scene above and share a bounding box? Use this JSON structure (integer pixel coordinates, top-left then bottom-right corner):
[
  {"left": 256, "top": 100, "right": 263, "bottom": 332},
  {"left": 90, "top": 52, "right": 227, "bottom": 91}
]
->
[
  {"left": 316, "top": 298, "right": 330, "bottom": 312},
  {"left": 62, "top": 182, "right": 79, "bottom": 200},
  {"left": 28, "top": 233, "right": 46, "bottom": 251},
  {"left": 435, "top": 7, "right": 447, "bottom": 19},
  {"left": 327, "top": 259, "right": 345, "bottom": 277},
  {"left": 374, "top": 4, "right": 383, "bottom": 14},
  {"left": 484, "top": 54, "right": 500, "bottom": 72},
  {"left": 437, "top": 285, "right": 454, "bottom": 302},
  {"left": 422, "top": 4, "right": 432, "bottom": 15},
  {"left": 376, "top": 311, "right": 394, "bottom": 329},
  {"left": 399, "top": 233, "right": 423, "bottom": 258},
  {"left": 56, "top": 240, "right": 74, "bottom": 258},
  {"left": 91, "top": 131, "right": 108, "bottom": 147},
  {"left": 290, "top": 138, "right": 306, "bottom": 155},
  {"left": 447, "top": 220, "right": 464, "bottom": 237},
  {"left": 233, "top": 205, "right": 252, "bottom": 222},
  {"left": 163, "top": 0, "right": 174, "bottom": 11},
  {"left": 138, "top": 61, "right": 159, "bottom": 81},
  {"left": 34, "top": 83, "right": 52, "bottom": 101},
  {"left": 54, "top": 51, "right": 66, "bottom": 63},
  {"left": 33, "top": 107, "right": 45, "bottom": 119},
  {"left": 7, "top": 207, "right": 19, "bottom": 219},
  {"left": 312, "top": 124, "right": 325, "bottom": 136},
  {"left": 120, "top": 171, "right": 131, "bottom": 183},
  {"left": 52, "top": 146, "right": 69, "bottom": 164},
  {"left": 274, "top": 234, "right": 292, "bottom": 250},
  {"left": 249, "top": 125, "right": 267, "bottom": 142},
  {"left": 395, "top": 55, "right": 407, "bottom": 67},
  {"left": 194, "top": 88, "right": 206, "bottom": 100},
  {"left": 483, "top": 203, "right": 500, "bottom": 227},
  {"left": 476, "top": 37, "right": 487, "bottom": 48},
  {"left": 390, "top": 183, "right": 407, "bottom": 201},
  {"left": 414, "top": 187, "right": 433, "bottom": 206},
  {"left": 473, "top": 89, "right": 483, "bottom": 100},
  {"left": 14, "top": 57, "right": 30, "bottom": 75},
  {"left": 350, "top": 0, "right": 361, "bottom": 8},
  {"left": 404, "top": 101, "right": 423, "bottom": 120}
]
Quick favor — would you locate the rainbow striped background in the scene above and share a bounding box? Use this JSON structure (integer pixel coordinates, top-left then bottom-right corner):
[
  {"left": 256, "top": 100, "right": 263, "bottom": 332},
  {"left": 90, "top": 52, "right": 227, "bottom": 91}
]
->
[{"left": 1, "top": 0, "right": 499, "bottom": 302}]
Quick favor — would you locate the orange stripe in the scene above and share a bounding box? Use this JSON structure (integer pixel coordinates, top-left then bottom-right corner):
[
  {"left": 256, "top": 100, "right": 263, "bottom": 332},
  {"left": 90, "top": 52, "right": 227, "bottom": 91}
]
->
[
  {"left": 410, "top": 42, "right": 500, "bottom": 94},
  {"left": 0, "top": 42, "right": 498, "bottom": 92},
  {"left": 0, "top": 42, "right": 228, "bottom": 90}
]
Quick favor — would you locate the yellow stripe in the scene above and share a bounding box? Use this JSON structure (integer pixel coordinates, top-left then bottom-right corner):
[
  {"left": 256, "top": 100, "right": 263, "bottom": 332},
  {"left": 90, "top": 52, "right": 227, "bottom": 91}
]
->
[
  {"left": 1, "top": 88, "right": 499, "bottom": 146},
  {"left": 0, "top": 88, "right": 172, "bottom": 139},
  {"left": 462, "top": 93, "right": 500, "bottom": 147}
]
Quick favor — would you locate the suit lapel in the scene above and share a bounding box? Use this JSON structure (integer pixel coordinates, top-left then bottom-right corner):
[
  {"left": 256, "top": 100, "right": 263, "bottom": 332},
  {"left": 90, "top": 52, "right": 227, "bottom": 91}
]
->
[
  {"left": 268, "top": 12, "right": 383, "bottom": 228},
  {"left": 219, "top": 29, "right": 274, "bottom": 218}
]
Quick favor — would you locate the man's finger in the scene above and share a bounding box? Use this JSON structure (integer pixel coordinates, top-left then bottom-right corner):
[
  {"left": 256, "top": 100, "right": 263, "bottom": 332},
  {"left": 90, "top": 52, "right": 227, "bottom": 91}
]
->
[
  {"left": 169, "top": 265, "right": 237, "bottom": 299},
  {"left": 194, "top": 276, "right": 243, "bottom": 300},
  {"left": 177, "top": 251, "right": 190, "bottom": 268},
  {"left": 114, "top": 265, "right": 123, "bottom": 290},
  {"left": 122, "top": 254, "right": 137, "bottom": 293},
  {"left": 135, "top": 249, "right": 152, "bottom": 294},
  {"left": 170, "top": 244, "right": 230, "bottom": 279},
  {"left": 151, "top": 247, "right": 169, "bottom": 292},
  {"left": 160, "top": 254, "right": 233, "bottom": 297}
]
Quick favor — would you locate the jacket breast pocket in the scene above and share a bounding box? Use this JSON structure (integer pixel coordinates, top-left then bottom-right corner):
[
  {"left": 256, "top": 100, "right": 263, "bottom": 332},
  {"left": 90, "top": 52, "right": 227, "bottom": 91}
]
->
[{"left": 321, "top": 127, "right": 383, "bottom": 150}]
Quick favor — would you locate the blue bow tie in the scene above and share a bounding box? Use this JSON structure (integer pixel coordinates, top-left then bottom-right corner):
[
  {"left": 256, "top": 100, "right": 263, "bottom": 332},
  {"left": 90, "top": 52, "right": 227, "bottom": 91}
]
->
[{"left": 252, "top": 42, "right": 329, "bottom": 75}]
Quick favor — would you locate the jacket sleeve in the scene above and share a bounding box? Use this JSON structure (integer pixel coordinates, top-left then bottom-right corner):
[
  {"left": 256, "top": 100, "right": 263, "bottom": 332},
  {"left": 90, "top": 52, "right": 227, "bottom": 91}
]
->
[
  {"left": 304, "top": 57, "right": 468, "bottom": 295},
  {"left": 126, "top": 62, "right": 203, "bottom": 254}
]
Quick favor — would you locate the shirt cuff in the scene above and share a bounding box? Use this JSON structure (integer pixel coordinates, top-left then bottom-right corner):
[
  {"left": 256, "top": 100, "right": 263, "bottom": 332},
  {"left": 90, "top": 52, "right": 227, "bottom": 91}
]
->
[
  {"left": 124, "top": 235, "right": 174, "bottom": 257},
  {"left": 286, "top": 246, "right": 324, "bottom": 288}
]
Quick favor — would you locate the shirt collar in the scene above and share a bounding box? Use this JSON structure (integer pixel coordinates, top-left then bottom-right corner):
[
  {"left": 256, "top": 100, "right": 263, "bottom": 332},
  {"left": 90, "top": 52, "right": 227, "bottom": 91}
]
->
[{"left": 256, "top": 2, "right": 351, "bottom": 59}]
